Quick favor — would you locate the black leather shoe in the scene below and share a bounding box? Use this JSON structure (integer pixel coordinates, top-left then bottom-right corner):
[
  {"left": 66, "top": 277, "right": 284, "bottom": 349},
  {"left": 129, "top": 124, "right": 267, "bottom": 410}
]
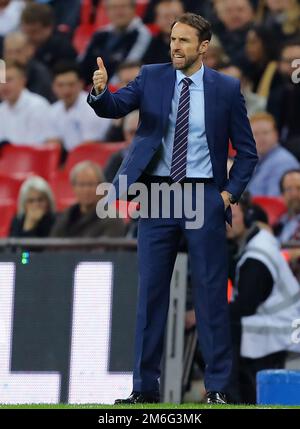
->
[
  {"left": 114, "top": 391, "right": 160, "bottom": 405},
  {"left": 206, "top": 391, "right": 227, "bottom": 404}
]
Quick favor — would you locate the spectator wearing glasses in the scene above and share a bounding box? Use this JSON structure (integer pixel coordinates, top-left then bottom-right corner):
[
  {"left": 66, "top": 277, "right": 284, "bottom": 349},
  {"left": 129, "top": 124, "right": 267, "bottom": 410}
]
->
[
  {"left": 50, "top": 161, "right": 126, "bottom": 238},
  {"left": 10, "top": 176, "right": 56, "bottom": 238}
]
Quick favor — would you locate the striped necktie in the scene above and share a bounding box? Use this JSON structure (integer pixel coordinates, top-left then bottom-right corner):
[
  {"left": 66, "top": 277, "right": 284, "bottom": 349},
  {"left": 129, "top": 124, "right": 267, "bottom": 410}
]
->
[{"left": 170, "top": 77, "right": 192, "bottom": 183}]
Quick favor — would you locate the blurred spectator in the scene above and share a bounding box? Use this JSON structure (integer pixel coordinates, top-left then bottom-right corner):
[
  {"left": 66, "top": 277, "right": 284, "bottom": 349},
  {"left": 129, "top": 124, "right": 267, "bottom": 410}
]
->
[
  {"left": 218, "top": 63, "right": 267, "bottom": 115},
  {"left": 46, "top": 61, "right": 111, "bottom": 152},
  {"left": 203, "top": 34, "right": 229, "bottom": 69},
  {"left": 214, "top": 0, "right": 254, "bottom": 65},
  {"left": 3, "top": 31, "right": 55, "bottom": 101},
  {"left": 142, "top": 0, "right": 184, "bottom": 64},
  {"left": 0, "top": 60, "right": 51, "bottom": 146},
  {"left": 227, "top": 195, "right": 300, "bottom": 404},
  {"left": 105, "top": 61, "right": 141, "bottom": 141},
  {"left": 256, "top": 0, "right": 300, "bottom": 41},
  {"left": 10, "top": 175, "right": 56, "bottom": 237},
  {"left": 275, "top": 169, "right": 300, "bottom": 243},
  {"left": 79, "top": 0, "right": 152, "bottom": 85},
  {"left": 240, "top": 25, "right": 278, "bottom": 96},
  {"left": 33, "top": 0, "right": 81, "bottom": 35},
  {"left": 247, "top": 112, "right": 299, "bottom": 196},
  {"left": 266, "top": 38, "right": 300, "bottom": 158},
  {"left": 0, "top": 0, "right": 25, "bottom": 36},
  {"left": 267, "top": 38, "right": 300, "bottom": 122},
  {"left": 50, "top": 161, "right": 126, "bottom": 238},
  {"left": 20, "top": 2, "right": 77, "bottom": 71},
  {"left": 115, "top": 60, "right": 141, "bottom": 88},
  {"left": 105, "top": 110, "right": 139, "bottom": 182},
  {"left": 143, "top": 0, "right": 208, "bottom": 23}
]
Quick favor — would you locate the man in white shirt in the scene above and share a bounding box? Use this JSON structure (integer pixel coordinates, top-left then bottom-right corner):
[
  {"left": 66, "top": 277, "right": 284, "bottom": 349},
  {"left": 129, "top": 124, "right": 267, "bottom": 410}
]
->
[
  {"left": 46, "top": 61, "right": 111, "bottom": 152},
  {"left": 0, "top": 60, "right": 51, "bottom": 146}
]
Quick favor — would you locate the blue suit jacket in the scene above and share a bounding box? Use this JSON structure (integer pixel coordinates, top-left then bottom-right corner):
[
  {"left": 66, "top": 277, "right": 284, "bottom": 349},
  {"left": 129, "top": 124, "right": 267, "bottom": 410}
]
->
[{"left": 88, "top": 63, "right": 258, "bottom": 223}]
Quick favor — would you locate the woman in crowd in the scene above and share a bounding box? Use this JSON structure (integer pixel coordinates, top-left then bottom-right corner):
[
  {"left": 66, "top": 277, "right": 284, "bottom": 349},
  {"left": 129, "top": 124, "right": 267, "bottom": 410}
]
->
[{"left": 10, "top": 175, "right": 56, "bottom": 237}]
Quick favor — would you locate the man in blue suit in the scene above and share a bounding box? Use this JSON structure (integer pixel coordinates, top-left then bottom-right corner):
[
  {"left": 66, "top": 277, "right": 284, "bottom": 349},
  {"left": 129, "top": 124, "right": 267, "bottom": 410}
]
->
[{"left": 88, "top": 13, "right": 258, "bottom": 404}]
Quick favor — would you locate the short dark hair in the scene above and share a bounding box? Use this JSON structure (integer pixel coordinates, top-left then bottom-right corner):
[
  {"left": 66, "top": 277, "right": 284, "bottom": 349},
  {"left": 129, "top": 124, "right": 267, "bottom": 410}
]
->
[
  {"left": 52, "top": 61, "right": 82, "bottom": 80},
  {"left": 21, "top": 3, "right": 55, "bottom": 27},
  {"left": 171, "top": 13, "right": 212, "bottom": 42},
  {"left": 280, "top": 169, "right": 300, "bottom": 193},
  {"left": 239, "top": 192, "right": 269, "bottom": 226}
]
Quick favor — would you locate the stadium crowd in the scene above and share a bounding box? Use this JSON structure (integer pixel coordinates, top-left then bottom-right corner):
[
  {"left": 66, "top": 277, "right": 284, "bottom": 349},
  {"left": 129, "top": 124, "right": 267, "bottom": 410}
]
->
[{"left": 1, "top": 0, "right": 300, "bottom": 404}]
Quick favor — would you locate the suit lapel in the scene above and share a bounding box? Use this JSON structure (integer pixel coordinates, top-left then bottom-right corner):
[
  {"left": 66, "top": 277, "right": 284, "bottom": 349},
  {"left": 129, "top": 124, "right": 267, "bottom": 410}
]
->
[
  {"left": 161, "top": 64, "right": 176, "bottom": 132},
  {"left": 203, "top": 66, "right": 217, "bottom": 157}
]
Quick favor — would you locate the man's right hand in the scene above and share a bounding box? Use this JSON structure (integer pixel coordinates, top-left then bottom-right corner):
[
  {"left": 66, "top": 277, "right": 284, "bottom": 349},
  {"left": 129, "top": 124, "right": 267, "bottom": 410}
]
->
[{"left": 93, "top": 57, "right": 108, "bottom": 95}]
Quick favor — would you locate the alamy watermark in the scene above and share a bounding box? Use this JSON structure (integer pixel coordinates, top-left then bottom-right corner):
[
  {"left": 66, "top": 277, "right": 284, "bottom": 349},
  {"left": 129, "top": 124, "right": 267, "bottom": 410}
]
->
[
  {"left": 95, "top": 175, "right": 206, "bottom": 230},
  {"left": 291, "top": 59, "right": 300, "bottom": 83},
  {"left": 291, "top": 319, "right": 300, "bottom": 344}
]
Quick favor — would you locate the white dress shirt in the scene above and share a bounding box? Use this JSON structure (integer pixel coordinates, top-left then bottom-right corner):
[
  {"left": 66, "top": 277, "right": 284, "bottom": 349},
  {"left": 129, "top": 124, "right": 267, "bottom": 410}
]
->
[
  {"left": 47, "top": 91, "right": 111, "bottom": 151},
  {"left": 0, "top": 88, "right": 51, "bottom": 146},
  {"left": 0, "top": 0, "right": 25, "bottom": 36}
]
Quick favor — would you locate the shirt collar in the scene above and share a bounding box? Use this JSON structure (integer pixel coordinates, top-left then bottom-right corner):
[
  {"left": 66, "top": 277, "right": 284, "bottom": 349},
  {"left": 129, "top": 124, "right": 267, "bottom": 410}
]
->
[
  {"left": 176, "top": 64, "right": 204, "bottom": 88},
  {"left": 8, "top": 88, "right": 29, "bottom": 111},
  {"left": 259, "top": 144, "right": 280, "bottom": 163}
]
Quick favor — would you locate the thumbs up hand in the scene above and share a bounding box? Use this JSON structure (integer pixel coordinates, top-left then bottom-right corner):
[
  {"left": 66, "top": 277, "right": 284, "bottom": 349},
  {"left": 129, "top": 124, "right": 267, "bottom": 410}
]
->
[{"left": 93, "top": 57, "right": 108, "bottom": 95}]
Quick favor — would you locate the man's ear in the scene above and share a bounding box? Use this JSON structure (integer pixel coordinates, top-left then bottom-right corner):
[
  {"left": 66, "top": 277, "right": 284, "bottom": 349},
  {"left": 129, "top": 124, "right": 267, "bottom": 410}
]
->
[{"left": 199, "top": 40, "right": 209, "bottom": 54}]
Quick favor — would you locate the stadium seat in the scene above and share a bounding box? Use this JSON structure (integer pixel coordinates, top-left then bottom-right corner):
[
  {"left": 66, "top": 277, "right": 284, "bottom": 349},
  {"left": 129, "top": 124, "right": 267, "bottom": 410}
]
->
[
  {"left": 0, "top": 145, "right": 61, "bottom": 181},
  {"left": 228, "top": 140, "right": 236, "bottom": 158},
  {"left": 252, "top": 196, "right": 287, "bottom": 226},
  {"left": 50, "top": 174, "right": 76, "bottom": 212},
  {"left": 136, "top": 0, "right": 149, "bottom": 18},
  {"left": 146, "top": 23, "right": 160, "bottom": 35},
  {"left": 0, "top": 175, "right": 23, "bottom": 201},
  {"left": 60, "top": 142, "right": 126, "bottom": 176},
  {"left": 73, "top": 23, "right": 96, "bottom": 54},
  {"left": 0, "top": 201, "right": 16, "bottom": 237}
]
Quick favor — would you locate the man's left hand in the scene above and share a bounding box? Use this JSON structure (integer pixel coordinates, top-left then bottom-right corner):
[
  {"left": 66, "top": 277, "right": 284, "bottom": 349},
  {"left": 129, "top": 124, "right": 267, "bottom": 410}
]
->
[{"left": 220, "top": 191, "right": 232, "bottom": 210}]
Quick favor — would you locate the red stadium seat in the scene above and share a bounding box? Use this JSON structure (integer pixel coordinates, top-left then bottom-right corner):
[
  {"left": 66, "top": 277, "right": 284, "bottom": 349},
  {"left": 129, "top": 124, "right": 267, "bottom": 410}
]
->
[
  {"left": 50, "top": 174, "right": 76, "bottom": 211},
  {"left": 252, "top": 196, "right": 287, "bottom": 226},
  {"left": 146, "top": 23, "right": 160, "bottom": 35},
  {"left": 61, "top": 142, "right": 126, "bottom": 175},
  {"left": 0, "top": 145, "right": 61, "bottom": 181},
  {"left": 73, "top": 23, "right": 96, "bottom": 54},
  {"left": 136, "top": 0, "right": 149, "bottom": 18},
  {"left": 228, "top": 140, "right": 236, "bottom": 158},
  {"left": 0, "top": 201, "right": 16, "bottom": 237},
  {"left": 0, "top": 175, "right": 23, "bottom": 201}
]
